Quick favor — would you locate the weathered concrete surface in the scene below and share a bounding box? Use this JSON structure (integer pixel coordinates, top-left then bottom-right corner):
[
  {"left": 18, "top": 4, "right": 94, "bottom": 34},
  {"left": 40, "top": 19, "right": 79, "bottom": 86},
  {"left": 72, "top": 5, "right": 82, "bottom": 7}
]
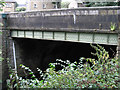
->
[{"left": 8, "top": 6, "right": 120, "bottom": 31}]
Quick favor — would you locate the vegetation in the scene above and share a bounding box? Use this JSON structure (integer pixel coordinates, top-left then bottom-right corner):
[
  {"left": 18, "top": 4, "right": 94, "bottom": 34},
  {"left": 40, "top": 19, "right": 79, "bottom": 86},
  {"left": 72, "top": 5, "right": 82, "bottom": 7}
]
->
[
  {"left": 16, "top": 7, "right": 26, "bottom": 12},
  {"left": 0, "top": 44, "right": 2, "bottom": 63},
  {"left": 0, "top": 0, "right": 5, "bottom": 11},
  {"left": 110, "top": 22, "right": 116, "bottom": 31},
  {"left": 7, "top": 44, "right": 120, "bottom": 88},
  {"left": 85, "top": 2, "right": 120, "bottom": 7},
  {"left": 61, "top": 2, "right": 70, "bottom": 8}
]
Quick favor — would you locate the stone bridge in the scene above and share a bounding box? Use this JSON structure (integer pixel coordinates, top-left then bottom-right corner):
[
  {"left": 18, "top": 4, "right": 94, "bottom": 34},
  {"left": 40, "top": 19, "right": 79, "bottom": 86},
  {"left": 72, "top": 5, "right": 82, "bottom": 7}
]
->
[{"left": 1, "top": 6, "right": 120, "bottom": 88}]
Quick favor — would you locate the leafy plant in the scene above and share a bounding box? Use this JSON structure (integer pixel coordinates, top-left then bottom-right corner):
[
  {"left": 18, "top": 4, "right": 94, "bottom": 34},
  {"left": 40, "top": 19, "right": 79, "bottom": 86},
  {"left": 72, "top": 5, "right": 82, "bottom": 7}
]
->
[
  {"left": 85, "top": 2, "right": 120, "bottom": 7},
  {"left": 61, "top": 2, "right": 70, "bottom": 8},
  {"left": 16, "top": 7, "right": 26, "bottom": 12},
  {"left": 0, "top": 0, "right": 5, "bottom": 11},
  {"left": 0, "top": 23, "right": 3, "bottom": 27},
  {"left": 7, "top": 44, "right": 120, "bottom": 88},
  {"left": 0, "top": 49, "right": 3, "bottom": 64},
  {"left": 110, "top": 22, "right": 116, "bottom": 31}
]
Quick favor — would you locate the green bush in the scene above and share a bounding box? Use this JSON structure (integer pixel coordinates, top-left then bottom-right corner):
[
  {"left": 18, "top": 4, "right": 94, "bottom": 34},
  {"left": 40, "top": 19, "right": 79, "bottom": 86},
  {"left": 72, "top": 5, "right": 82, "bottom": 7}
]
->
[
  {"left": 7, "top": 44, "right": 120, "bottom": 88},
  {"left": 16, "top": 7, "right": 26, "bottom": 12},
  {"left": 85, "top": 2, "right": 120, "bottom": 7},
  {"left": 61, "top": 2, "right": 70, "bottom": 8},
  {"left": 0, "top": 0, "right": 5, "bottom": 11}
]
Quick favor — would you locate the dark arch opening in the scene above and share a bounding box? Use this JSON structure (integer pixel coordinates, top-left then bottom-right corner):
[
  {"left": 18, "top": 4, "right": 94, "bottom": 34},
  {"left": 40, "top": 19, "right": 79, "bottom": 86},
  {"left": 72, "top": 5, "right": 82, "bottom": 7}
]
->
[{"left": 14, "top": 38, "right": 117, "bottom": 77}]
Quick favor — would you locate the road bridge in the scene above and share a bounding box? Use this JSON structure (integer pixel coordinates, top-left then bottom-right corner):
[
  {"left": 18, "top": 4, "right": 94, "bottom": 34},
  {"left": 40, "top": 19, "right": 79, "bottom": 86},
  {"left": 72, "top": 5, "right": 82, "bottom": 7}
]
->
[
  {"left": 1, "top": 6, "right": 120, "bottom": 88},
  {"left": 9, "top": 7, "right": 119, "bottom": 45}
]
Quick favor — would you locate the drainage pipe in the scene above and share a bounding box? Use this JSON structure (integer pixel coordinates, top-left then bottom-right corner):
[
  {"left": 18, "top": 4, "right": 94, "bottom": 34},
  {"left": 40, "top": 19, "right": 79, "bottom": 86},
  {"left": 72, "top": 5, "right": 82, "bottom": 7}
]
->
[{"left": 13, "top": 42, "right": 17, "bottom": 71}]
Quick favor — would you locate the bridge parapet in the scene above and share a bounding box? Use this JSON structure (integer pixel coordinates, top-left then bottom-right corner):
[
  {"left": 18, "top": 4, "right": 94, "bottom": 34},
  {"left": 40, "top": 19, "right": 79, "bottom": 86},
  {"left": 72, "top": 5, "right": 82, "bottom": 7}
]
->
[{"left": 7, "top": 6, "right": 120, "bottom": 32}]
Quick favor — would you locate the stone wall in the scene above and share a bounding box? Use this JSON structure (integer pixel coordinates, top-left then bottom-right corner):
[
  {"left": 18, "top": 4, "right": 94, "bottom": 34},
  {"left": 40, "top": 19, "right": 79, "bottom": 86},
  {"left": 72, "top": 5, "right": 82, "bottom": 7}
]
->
[
  {"left": 0, "top": 15, "right": 2, "bottom": 46},
  {"left": 27, "top": 1, "right": 61, "bottom": 11},
  {"left": 0, "top": 14, "right": 2, "bottom": 90},
  {"left": 1, "top": 15, "right": 9, "bottom": 89},
  {"left": 1, "top": 14, "right": 14, "bottom": 89}
]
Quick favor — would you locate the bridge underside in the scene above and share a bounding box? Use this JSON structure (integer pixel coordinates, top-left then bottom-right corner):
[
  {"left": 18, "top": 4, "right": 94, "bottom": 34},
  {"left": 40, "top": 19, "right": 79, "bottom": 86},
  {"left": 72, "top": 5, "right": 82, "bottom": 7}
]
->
[
  {"left": 13, "top": 37, "right": 117, "bottom": 76},
  {"left": 11, "top": 30, "right": 118, "bottom": 45}
]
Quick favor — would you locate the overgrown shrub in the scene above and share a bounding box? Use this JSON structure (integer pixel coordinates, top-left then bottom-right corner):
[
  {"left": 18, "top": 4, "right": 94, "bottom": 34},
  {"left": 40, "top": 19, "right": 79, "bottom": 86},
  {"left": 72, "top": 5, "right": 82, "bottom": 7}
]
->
[
  {"left": 0, "top": 0, "right": 5, "bottom": 11},
  {"left": 7, "top": 44, "right": 120, "bottom": 88},
  {"left": 16, "top": 7, "right": 26, "bottom": 12}
]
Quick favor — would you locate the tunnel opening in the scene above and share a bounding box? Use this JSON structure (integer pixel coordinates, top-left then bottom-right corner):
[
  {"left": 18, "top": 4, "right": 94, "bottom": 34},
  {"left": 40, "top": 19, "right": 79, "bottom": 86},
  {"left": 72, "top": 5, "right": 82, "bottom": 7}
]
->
[{"left": 13, "top": 38, "right": 117, "bottom": 77}]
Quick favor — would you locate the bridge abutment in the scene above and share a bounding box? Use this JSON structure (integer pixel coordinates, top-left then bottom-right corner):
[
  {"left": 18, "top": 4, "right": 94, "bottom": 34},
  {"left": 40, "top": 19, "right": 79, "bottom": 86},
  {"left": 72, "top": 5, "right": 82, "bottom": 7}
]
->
[{"left": 1, "top": 14, "right": 14, "bottom": 89}]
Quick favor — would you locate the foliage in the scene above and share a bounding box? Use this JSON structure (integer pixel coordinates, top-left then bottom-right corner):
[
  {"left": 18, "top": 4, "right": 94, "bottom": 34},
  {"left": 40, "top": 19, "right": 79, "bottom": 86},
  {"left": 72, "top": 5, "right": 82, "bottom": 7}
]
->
[
  {"left": 0, "top": 30, "right": 2, "bottom": 63},
  {"left": 16, "top": 7, "right": 26, "bottom": 12},
  {"left": 0, "top": 0, "right": 5, "bottom": 11},
  {"left": 15, "top": 2, "right": 19, "bottom": 8},
  {"left": 61, "top": 2, "right": 70, "bottom": 8},
  {"left": 110, "top": 22, "right": 116, "bottom": 31},
  {"left": 0, "top": 23, "right": 3, "bottom": 27},
  {"left": 0, "top": 48, "right": 2, "bottom": 64},
  {"left": 85, "top": 2, "right": 120, "bottom": 7},
  {"left": 7, "top": 44, "right": 120, "bottom": 88}
]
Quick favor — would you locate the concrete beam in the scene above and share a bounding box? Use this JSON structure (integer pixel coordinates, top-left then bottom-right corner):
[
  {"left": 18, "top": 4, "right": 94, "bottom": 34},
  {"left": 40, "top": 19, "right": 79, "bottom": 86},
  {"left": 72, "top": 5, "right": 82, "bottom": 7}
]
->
[{"left": 11, "top": 30, "right": 118, "bottom": 45}]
